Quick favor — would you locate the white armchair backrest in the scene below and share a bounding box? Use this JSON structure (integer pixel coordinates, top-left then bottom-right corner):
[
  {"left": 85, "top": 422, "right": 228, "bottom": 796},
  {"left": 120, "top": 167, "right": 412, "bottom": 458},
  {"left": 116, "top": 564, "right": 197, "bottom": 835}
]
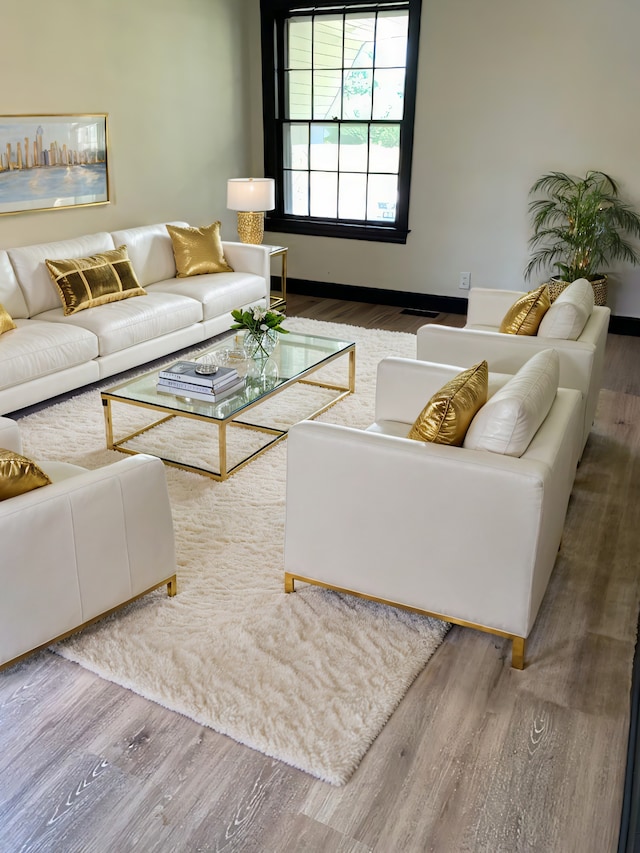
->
[{"left": 0, "top": 416, "right": 22, "bottom": 454}]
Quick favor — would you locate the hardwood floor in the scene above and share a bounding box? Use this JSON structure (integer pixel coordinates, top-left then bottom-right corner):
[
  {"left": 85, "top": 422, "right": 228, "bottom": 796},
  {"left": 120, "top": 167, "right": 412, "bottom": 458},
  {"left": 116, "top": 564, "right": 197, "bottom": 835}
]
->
[{"left": 0, "top": 294, "right": 637, "bottom": 853}]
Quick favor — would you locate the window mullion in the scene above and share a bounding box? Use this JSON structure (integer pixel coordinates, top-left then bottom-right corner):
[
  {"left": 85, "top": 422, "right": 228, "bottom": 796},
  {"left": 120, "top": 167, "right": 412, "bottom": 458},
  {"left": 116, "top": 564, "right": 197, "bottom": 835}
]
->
[
  {"left": 340, "top": 12, "right": 346, "bottom": 120},
  {"left": 308, "top": 16, "right": 315, "bottom": 216},
  {"left": 365, "top": 11, "right": 380, "bottom": 223},
  {"left": 336, "top": 12, "right": 346, "bottom": 221}
]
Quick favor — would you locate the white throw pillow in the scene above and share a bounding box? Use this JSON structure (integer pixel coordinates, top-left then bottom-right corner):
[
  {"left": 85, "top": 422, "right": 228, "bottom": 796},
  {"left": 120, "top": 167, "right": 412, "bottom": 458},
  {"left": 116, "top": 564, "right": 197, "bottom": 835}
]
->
[
  {"left": 463, "top": 349, "right": 559, "bottom": 457},
  {"left": 537, "top": 278, "right": 594, "bottom": 340}
]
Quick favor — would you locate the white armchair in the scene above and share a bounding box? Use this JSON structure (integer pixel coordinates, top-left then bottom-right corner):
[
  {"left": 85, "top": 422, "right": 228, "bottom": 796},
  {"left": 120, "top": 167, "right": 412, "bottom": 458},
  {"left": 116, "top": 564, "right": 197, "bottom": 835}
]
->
[
  {"left": 0, "top": 416, "right": 177, "bottom": 670},
  {"left": 416, "top": 287, "right": 610, "bottom": 455},
  {"left": 284, "top": 357, "right": 583, "bottom": 668}
]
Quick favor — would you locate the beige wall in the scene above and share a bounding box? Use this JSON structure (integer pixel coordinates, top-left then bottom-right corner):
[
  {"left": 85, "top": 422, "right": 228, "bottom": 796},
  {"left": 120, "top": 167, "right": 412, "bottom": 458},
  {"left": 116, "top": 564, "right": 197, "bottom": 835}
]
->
[
  {"left": 248, "top": 0, "right": 640, "bottom": 318},
  {"left": 4, "top": 0, "right": 638, "bottom": 317},
  {"left": 0, "top": 0, "right": 249, "bottom": 252}
]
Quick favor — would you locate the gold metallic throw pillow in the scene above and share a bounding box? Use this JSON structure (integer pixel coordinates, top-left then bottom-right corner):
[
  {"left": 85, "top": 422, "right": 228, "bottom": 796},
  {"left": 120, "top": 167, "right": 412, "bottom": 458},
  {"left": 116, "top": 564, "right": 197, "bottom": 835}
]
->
[
  {"left": 45, "top": 245, "right": 146, "bottom": 316},
  {"left": 499, "top": 285, "right": 551, "bottom": 335},
  {"left": 0, "top": 303, "right": 16, "bottom": 335},
  {"left": 166, "top": 222, "right": 234, "bottom": 277},
  {"left": 0, "top": 448, "right": 52, "bottom": 501},
  {"left": 408, "top": 361, "right": 489, "bottom": 445}
]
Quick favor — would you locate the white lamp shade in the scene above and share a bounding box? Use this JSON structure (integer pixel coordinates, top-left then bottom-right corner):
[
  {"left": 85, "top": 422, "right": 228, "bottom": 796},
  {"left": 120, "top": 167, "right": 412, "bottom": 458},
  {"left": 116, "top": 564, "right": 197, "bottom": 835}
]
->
[{"left": 227, "top": 178, "right": 275, "bottom": 212}]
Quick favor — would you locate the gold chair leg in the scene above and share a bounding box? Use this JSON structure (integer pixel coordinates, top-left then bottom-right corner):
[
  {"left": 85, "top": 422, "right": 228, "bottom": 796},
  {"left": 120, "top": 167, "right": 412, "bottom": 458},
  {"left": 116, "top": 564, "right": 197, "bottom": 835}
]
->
[
  {"left": 284, "top": 573, "right": 295, "bottom": 593},
  {"left": 167, "top": 576, "right": 178, "bottom": 597},
  {"left": 511, "top": 636, "right": 526, "bottom": 669}
]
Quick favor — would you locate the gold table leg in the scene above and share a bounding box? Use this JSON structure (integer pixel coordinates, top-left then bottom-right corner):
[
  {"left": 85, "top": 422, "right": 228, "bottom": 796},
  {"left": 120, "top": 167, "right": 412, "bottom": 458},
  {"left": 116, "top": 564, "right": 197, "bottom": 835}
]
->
[
  {"left": 102, "top": 397, "right": 114, "bottom": 449},
  {"left": 219, "top": 422, "right": 228, "bottom": 480},
  {"left": 348, "top": 347, "right": 356, "bottom": 393}
]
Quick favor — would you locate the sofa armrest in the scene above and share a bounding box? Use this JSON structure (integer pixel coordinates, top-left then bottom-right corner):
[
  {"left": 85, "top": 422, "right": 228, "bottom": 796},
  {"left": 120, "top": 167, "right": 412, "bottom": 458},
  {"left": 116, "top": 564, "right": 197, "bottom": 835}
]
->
[
  {"left": 573, "top": 305, "right": 610, "bottom": 347},
  {"left": 374, "top": 357, "right": 511, "bottom": 425},
  {"left": 222, "top": 241, "right": 271, "bottom": 285},
  {"left": 0, "top": 417, "right": 22, "bottom": 454},
  {"left": 466, "top": 288, "right": 525, "bottom": 326},
  {"left": 375, "top": 358, "right": 468, "bottom": 424},
  {"left": 285, "top": 419, "right": 560, "bottom": 638},
  {"left": 0, "top": 453, "right": 176, "bottom": 668},
  {"left": 417, "top": 325, "right": 595, "bottom": 396}
]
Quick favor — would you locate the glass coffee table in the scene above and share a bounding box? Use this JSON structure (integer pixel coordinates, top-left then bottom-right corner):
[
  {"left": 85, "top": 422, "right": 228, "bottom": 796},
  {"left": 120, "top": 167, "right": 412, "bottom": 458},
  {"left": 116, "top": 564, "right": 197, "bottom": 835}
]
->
[{"left": 101, "top": 331, "right": 355, "bottom": 480}]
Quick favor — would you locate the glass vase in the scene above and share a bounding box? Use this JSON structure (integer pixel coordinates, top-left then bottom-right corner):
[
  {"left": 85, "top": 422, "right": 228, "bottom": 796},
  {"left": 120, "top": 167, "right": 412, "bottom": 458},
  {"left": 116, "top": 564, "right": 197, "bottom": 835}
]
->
[{"left": 243, "top": 329, "right": 278, "bottom": 360}]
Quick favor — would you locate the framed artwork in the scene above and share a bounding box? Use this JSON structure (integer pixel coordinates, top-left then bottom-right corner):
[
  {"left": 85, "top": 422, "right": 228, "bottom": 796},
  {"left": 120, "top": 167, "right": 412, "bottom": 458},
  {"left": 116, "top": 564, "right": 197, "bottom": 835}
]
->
[{"left": 0, "top": 114, "right": 109, "bottom": 215}]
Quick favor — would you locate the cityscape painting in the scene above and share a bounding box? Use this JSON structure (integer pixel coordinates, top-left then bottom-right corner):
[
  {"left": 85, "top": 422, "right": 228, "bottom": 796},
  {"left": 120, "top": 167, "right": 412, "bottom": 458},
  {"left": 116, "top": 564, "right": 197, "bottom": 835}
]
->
[{"left": 0, "top": 114, "right": 109, "bottom": 215}]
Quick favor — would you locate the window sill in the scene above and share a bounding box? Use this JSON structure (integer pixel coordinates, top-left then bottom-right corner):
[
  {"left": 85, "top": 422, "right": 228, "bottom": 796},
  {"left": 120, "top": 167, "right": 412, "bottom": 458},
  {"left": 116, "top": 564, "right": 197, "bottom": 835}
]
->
[{"left": 264, "top": 216, "right": 410, "bottom": 245}]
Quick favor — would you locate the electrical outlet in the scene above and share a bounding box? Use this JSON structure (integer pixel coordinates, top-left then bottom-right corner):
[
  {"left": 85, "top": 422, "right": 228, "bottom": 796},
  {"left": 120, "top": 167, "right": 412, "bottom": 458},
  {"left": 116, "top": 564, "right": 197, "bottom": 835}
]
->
[{"left": 459, "top": 272, "right": 471, "bottom": 290}]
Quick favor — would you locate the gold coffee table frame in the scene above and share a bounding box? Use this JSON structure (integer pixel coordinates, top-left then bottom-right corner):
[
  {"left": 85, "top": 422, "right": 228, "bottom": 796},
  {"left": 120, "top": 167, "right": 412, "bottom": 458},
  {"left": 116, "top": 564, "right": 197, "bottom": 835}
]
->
[{"left": 101, "top": 332, "right": 355, "bottom": 481}]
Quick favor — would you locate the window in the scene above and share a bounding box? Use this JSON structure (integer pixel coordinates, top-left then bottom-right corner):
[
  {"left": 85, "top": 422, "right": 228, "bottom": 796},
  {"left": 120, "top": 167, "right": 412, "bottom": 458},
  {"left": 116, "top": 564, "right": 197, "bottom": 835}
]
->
[{"left": 260, "top": 0, "right": 422, "bottom": 244}]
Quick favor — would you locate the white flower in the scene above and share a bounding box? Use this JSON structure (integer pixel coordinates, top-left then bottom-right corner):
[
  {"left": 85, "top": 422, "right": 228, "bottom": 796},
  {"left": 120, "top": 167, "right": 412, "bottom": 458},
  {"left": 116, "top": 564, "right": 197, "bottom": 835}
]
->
[
  {"left": 260, "top": 323, "right": 269, "bottom": 331},
  {"left": 252, "top": 306, "right": 267, "bottom": 321}
]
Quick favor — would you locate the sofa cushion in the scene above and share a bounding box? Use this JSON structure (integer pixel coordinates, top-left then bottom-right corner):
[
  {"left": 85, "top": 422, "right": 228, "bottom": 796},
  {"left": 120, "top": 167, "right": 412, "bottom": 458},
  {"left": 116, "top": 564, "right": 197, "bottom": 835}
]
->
[
  {"left": 35, "top": 291, "right": 202, "bottom": 357},
  {"left": 464, "top": 349, "right": 559, "bottom": 457},
  {"left": 0, "top": 250, "right": 29, "bottom": 319},
  {"left": 110, "top": 222, "right": 188, "bottom": 287},
  {"left": 0, "top": 304, "right": 16, "bottom": 335},
  {"left": 166, "top": 222, "right": 233, "bottom": 277},
  {"left": 499, "top": 285, "right": 551, "bottom": 335},
  {"left": 538, "top": 278, "right": 594, "bottom": 340},
  {"left": 0, "top": 448, "right": 51, "bottom": 501},
  {"left": 147, "top": 271, "right": 266, "bottom": 321},
  {"left": 408, "top": 361, "right": 488, "bottom": 445},
  {"left": 45, "top": 245, "right": 147, "bottom": 316},
  {"left": 0, "top": 320, "right": 99, "bottom": 390},
  {"left": 8, "top": 233, "right": 116, "bottom": 317}
]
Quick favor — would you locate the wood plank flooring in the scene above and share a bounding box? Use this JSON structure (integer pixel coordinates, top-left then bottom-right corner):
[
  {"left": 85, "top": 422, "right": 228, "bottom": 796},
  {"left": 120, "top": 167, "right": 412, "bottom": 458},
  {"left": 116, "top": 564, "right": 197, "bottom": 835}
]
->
[{"left": 0, "top": 294, "right": 638, "bottom": 853}]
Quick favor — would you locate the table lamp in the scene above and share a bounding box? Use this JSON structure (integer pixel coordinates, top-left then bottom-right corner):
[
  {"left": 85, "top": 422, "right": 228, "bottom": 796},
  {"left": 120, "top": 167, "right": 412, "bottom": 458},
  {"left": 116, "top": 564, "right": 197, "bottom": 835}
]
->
[{"left": 227, "top": 177, "right": 275, "bottom": 244}]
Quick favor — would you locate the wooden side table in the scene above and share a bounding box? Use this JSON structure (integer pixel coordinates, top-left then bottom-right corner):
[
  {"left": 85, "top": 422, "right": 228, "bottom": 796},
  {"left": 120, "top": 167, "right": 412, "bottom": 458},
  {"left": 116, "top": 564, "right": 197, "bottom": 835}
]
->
[{"left": 264, "top": 245, "right": 287, "bottom": 309}]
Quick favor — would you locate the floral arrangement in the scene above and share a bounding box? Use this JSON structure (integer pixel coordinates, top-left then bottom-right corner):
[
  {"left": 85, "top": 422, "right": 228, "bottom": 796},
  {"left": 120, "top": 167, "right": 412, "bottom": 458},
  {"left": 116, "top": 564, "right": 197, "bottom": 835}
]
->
[
  {"left": 230, "top": 306, "right": 288, "bottom": 359},
  {"left": 230, "top": 306, "right": 289, "bottom": 337}
]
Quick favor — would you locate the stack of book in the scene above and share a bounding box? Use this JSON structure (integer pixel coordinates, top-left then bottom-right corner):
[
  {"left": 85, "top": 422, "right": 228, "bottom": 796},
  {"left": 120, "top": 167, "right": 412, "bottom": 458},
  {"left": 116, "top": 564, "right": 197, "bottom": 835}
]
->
[{"left": 156, "top": 361, "right": 244, "bottom": 402}]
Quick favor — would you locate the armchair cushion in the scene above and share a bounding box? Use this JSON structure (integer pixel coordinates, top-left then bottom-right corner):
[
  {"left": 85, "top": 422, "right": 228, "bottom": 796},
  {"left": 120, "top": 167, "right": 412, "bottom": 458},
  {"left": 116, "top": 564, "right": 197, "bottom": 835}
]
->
[
  {"left": 464, "top": 349, "right": 559, "bottom": 457},
  {"left": 166, "top": 222, "right": 233, "bottom": 277},
  {"left": 408, "top": 361, "right": 488, "bottom": 445},
  {"left": 499, "top": 285, "right": 551, "bottom": 335},
  {"left": 45, "top": 245, "right": 146, "bottom": 316},
  {"left": 0, "top": 448, "right": 51, "bottom": 501},
  {"left": 538, "top": 278, "right": 594, "bottom": 340}
]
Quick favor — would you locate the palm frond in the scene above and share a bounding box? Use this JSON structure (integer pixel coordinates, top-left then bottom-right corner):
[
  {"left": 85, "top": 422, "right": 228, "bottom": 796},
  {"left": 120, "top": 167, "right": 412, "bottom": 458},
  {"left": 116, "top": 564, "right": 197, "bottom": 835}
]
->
[
  {"left": 525, "top": 169, "right": 640, "bottom": 281},
  {"left": 528, "top": 171, "right": 577, "bottom": 198}
]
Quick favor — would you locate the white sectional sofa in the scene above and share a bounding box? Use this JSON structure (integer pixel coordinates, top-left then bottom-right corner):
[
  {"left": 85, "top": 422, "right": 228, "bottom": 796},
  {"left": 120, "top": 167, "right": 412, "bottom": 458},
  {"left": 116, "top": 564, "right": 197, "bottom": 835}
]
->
[{"left": 0, "top": 222, "right": 270, "bottom": 414}]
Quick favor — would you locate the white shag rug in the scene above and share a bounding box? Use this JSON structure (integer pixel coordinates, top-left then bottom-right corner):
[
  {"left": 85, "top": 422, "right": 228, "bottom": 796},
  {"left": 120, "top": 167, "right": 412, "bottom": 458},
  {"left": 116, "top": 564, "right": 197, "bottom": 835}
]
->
[{"left": 15, "top": 318, "right": 450, "bottom": 786}]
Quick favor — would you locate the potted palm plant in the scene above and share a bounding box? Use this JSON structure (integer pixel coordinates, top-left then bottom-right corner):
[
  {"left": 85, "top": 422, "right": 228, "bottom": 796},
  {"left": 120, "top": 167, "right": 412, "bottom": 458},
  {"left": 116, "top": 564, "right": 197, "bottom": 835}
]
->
[{"left": 525, "top": 170, "right": 640, "bottom": 305}]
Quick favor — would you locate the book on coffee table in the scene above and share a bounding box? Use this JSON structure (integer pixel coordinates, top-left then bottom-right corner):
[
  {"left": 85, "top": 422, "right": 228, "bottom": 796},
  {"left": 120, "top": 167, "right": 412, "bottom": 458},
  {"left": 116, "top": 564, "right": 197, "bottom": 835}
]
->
[
  {"left": 157, "top": 375, "right": 238, "bottom": 395},
  {"left": 156, "top": 377, "right": 245, "bottom": 403},
  {"left": 159, "top": 361, "right": 238, "bottom": 389}
]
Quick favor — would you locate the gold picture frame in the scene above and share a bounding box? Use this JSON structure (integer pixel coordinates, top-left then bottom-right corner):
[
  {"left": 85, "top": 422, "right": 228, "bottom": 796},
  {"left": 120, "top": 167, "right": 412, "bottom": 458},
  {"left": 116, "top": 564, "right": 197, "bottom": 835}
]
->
[{"left": 0, "top": 113, "right": 109, "bottom": 216}]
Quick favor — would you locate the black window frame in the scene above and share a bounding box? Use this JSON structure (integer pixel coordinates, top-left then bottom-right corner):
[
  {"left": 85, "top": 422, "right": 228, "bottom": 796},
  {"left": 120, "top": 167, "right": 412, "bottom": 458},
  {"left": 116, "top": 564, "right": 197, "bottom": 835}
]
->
[{"left": 260, "top": 0, "right": 422, "bottom": 244}]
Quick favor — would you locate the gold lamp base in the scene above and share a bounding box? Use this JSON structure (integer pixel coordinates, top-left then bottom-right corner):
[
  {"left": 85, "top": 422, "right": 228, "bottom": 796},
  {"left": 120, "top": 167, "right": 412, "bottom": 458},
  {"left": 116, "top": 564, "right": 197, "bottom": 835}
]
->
[{"left": 236, "top": 211, "right": 265, "bottom": 245}]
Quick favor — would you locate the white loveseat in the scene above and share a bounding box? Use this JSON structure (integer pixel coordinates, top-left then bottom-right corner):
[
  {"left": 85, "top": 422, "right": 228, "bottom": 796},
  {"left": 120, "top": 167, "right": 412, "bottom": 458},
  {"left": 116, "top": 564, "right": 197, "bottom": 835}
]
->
[
  {"left": 0, "top": 416, "right": 177, "bottom": 671},
  {"left": 416, "top": 286, "right": 610, "bottom": 455},
  {"left": 0, "top": 222, "right": 270, "bottom": 415},
  {"left": 284, "top": 355, "right": 583, "bottom": 668}
]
